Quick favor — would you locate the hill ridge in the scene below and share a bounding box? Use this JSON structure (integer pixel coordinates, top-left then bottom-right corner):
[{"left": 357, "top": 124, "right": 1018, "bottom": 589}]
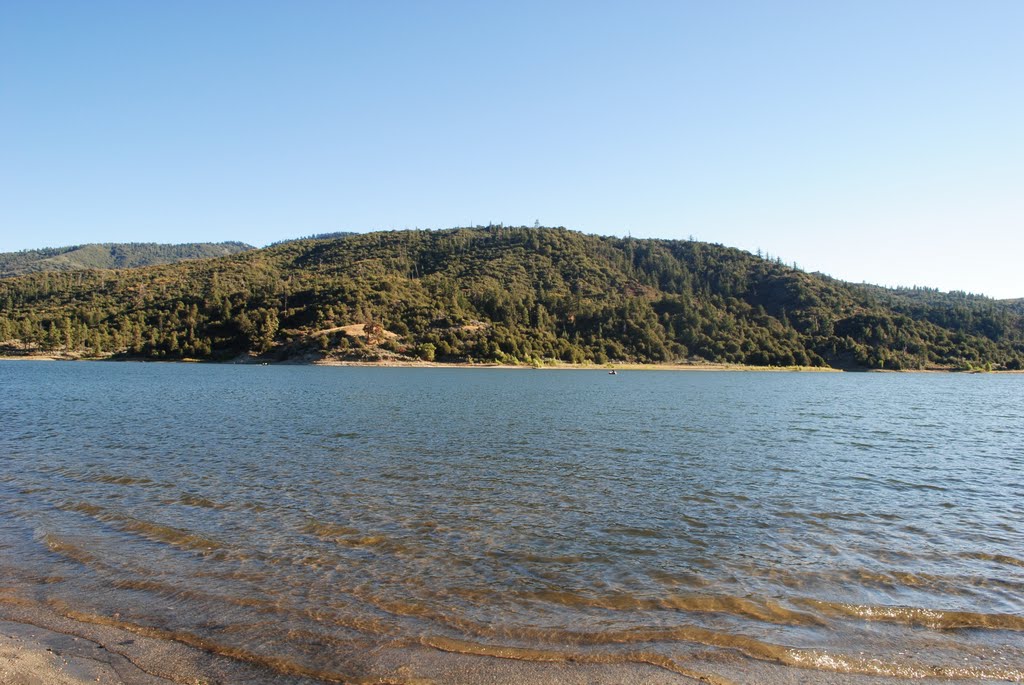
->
[
  {"left": 0, "top": 241, "right": 254, "bottom": 278},
  {"left": 0, "top": 226, "right": 1020, "bottom": 370}
]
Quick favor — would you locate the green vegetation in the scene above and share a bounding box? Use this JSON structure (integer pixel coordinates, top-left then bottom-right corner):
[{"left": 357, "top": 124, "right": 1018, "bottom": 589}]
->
[
  {"left": 0, "top": 227, "right": 1021, "bottom": 370},
  {"left": 0, "top": 242, "right": 253, "bottom": 278}
]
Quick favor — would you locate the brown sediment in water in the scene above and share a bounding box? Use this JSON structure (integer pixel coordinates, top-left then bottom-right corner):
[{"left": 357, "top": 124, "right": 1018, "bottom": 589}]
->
[
  {"left": 421, "top": 632, "right": 1024, "bottom": 682},
  {"left": 55, "top": 607, "right": 408, "bottom": 685},
  {"left": 83, "top": 474, "right": 156, "bottom": 487},
  {"left": 512, "top": 589, "right": 824, "bottom": 627},
  {"left": 4, "top": 593, "right": 712, "bottom": 685},
  {"left": 39, "top": 534, "right": 401, "bottom": 640},
  {"left": 41, "top": 534, "right": 102, "bottom": 569},
  {"left": 4, "top": 580, "right": 1024, "bottom": 685},
  {"left": 37, "top": 521, "right": 1024, "bottom": 683},
  {"left": 37, "top": 527, "right": 1024, "bottom": 683},
  {"left": 420, "top": 634, "right": 737, "bottom": 685},
  {"left": 54, "top": 501, "right": 226, "bottom": 554},
  {"left": 302, "top": 520, "right": 363, "bottom": 539},
  {"left": 960, "top": 551, "right": 1024, "bottom": 568},
  {"left": 178, "top": 492, "right": 229, "bottom": 509},
  {"left": 302, "top": 520, "right": 397, "bottom": 550}
]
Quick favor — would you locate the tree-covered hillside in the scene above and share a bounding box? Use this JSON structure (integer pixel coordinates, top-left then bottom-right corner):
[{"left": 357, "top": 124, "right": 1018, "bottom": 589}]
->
[
  {"left": 1003, "top": 299, "right": 1024, "bottom": 317},
  {"left": 0, "top": 242, "right": 253, "bottom": 278},
  {"left": 1, "top": 227, "right": 1021, "bottom": 370}
]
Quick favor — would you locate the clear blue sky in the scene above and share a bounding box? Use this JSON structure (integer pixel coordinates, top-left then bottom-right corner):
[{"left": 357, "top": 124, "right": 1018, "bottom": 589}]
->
[{"left": 2, "top": 1, "right": 1021, "bottom": 297}]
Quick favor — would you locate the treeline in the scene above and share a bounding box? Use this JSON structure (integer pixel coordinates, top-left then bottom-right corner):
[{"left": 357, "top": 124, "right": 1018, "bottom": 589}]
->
[
  {"left": 0, "top": 241, "right": 253, "bottom": 278},
  {"left": 0, "top": 227, "right": 1021, "bottom": 370},
  {"left": 268, "top": 231, "right": 356, "bottom": 247}
]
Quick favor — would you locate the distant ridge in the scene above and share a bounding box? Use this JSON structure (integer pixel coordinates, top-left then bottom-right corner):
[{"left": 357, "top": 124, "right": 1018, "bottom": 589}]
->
[
  {"left": 269, "top": 231, "right": 357, "bottom": 246},
  {"left": 1004, "top": 298, "right": 1024, "bottom": 315},
  {"left": 0, "top": 241, "right": 254, "bottom": 278}
]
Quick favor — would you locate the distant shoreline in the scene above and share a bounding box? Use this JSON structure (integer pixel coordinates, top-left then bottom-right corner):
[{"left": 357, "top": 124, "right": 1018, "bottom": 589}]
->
[
  {"left": 312, "top": 359, "right": 842, "bottom": 372},
  {"left": 0, "top": 353, "right": 836, "bottom": 371},
  {"left": 3, "top": 354, "right": 1023, "bottom": 373}
]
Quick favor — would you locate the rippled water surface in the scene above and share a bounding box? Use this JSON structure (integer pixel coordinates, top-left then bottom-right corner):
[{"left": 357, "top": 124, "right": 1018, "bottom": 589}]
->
[{"left": 1, "top": 362, "right": 1023, "bottom": 683}]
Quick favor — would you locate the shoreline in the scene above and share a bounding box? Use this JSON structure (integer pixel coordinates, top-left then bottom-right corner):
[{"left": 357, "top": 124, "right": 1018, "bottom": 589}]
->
[
  {"left": 2, "top": 354, "right": 1022, "bottom": 373},
  {"left": 0, "top": 602, "right": 303, "bottom": 685},
  {"left": 0, "top": 602, "right": 698, "bottom": 685},
  {"left": 310, "top": 359, "right": 842, "bottom": 372},
  {"left": 0, "top": 600, "right": 990, "bottom": 685}
]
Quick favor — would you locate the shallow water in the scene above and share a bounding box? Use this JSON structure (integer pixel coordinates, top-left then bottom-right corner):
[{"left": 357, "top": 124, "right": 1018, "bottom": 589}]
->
[{"left": 1, "top": 362, "right": 1022, "bottom": 683}]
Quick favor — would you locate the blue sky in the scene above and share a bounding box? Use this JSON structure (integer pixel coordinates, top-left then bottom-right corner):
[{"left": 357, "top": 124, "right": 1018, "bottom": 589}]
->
[{"left": 1, "top": 1, "right": 1021, "bottom": 297}]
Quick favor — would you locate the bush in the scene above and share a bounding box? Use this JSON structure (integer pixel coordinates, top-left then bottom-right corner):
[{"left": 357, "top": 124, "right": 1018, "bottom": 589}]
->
[{"left": 416, "top": 342, "right": 436, "bottom": 362}]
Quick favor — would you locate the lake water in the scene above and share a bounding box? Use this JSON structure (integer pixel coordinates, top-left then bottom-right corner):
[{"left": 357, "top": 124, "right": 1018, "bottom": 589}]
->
[{"left": 1, "top": 361, "right": 1022, "bottom": 684}]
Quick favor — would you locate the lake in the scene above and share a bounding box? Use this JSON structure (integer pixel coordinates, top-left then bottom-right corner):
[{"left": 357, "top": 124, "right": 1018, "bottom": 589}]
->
[{"left": 1, "top": 361, "right": 1022, "bottom": 684}]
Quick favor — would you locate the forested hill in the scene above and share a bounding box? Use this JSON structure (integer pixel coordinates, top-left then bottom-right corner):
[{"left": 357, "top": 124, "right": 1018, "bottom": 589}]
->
[
  {"left": 1, "top": 227, "right": 1021, "bottom": 370},
  {"left": 1004, "top": 299, "right": 1024, "bottom": 316},
  {"left": 0, "top": 241, "right": 253, "bottom": 278}
]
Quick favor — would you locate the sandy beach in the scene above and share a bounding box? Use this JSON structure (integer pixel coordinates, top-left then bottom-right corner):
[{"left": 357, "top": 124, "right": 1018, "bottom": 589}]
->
[
  {"left": 0, "top": 603, "right": 292, "bottom": 685},
  {"left": 0, "top": 606, "right": 979, "bottom": 685},
  {"left": 0, "top": 618, "right": 164, "bottom": 685},
  {"left": 0, "top": 619, "right": 192, "bottom": 685},
  {"left": 0, "top": 604, "right": 703, "bottom": 685}
]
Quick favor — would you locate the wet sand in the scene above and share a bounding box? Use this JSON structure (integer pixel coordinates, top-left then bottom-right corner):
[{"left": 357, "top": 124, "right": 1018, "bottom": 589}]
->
[
  {"left": 1, "top": 603, "right": 1001, "bottom": 685},
  {"left": 0, "top": 619, "right": 167, "bottom": 685},
  {"left": 0, "top": 602, "right": 700, "bottom": 685},
  {"left": 0, "top": 603, "right": 302, "bottom": 685}
]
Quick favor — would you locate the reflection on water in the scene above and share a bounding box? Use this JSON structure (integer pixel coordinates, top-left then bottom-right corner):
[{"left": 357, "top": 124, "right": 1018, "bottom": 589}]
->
[{"left": 1, "top": 361, "right": 1023, "bottom": 683}]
